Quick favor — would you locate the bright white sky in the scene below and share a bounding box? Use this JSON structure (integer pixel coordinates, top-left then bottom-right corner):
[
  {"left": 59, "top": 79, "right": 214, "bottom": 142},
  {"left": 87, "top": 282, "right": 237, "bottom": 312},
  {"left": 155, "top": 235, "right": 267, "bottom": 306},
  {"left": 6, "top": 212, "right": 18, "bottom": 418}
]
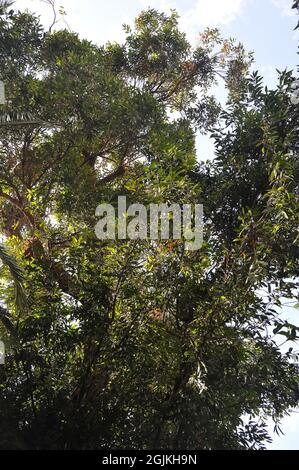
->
[{"left": 12, "top": 0, "right": 299, "bottom": 450}]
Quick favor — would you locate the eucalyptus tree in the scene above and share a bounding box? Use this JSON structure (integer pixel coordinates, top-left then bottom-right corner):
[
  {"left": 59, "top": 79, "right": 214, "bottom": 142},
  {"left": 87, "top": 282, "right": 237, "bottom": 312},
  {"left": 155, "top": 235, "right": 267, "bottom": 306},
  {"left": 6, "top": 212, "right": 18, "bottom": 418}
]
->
[{"left": 0, "top": 1, "right": 298, "bottom": 450}]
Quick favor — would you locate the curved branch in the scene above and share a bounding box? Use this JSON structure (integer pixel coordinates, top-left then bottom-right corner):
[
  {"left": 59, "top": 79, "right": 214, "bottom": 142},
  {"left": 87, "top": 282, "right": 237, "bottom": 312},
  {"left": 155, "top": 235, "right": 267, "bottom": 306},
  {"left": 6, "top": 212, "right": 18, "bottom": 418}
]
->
[{"left": 0, "top": 191, "right": 36, "bottom": 228}]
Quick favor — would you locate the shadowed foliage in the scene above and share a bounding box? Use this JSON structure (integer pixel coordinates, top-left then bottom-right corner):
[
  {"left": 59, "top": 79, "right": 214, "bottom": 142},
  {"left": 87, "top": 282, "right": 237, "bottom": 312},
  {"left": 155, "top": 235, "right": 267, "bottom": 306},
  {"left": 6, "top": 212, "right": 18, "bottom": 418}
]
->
[{"left": 0, "top": 1, "right": 298, "bottom": 450}]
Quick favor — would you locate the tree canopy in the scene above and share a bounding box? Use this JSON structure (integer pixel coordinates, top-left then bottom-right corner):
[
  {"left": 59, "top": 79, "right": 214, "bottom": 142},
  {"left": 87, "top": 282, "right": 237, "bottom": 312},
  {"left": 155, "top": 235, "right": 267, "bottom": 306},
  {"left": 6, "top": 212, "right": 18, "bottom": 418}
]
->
[{"left": 0, "top": 1, "right": 298, "bottom": 450}]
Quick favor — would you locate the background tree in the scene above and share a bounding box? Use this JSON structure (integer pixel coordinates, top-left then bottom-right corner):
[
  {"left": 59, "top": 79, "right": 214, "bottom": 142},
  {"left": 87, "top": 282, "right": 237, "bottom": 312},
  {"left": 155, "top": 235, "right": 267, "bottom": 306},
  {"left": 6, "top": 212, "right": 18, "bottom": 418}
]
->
[{"left": 0, "top": 1, "right": 298, "bottom": 449}]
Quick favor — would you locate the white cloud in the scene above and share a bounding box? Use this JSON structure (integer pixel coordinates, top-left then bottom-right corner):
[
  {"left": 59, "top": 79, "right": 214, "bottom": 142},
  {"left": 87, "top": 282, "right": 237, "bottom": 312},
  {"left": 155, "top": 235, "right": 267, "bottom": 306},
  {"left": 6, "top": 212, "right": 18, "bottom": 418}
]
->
[
  {"left": 14, "top": 0, "right": 77, "bottom": 31},
  {"left": 15, "top": 1, "right": 249, "bottom": 45},
  {"left": 259, "top": 65, "right": 279, "bottom": 88},
  {"left": 14, "top": 0, "right": 130, "bottom": 44},
  {"left": 139, "top": 0, "right": 248, "bottom": 44},
  {"left": 138, "top": 0, "right": 175, "bottom": 12},
  {"left": 268, "top": 412, "right": 299, "bottom": 450},
  {"left": 271, "top": 0, "right": 296, "bottom": 17},
  {"left": 140, "top": 0, "right": 248, "bottom": 26},
  {"left": 181, "top": 0, "right": 247, "bottom": 29}
]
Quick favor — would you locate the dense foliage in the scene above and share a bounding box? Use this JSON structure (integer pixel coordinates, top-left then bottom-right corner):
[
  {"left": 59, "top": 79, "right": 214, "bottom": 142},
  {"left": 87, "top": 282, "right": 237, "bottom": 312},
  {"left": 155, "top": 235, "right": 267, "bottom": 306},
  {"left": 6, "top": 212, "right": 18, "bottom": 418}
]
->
[{"left": 0, "top": 1, "right": 298, "bottom": 449}]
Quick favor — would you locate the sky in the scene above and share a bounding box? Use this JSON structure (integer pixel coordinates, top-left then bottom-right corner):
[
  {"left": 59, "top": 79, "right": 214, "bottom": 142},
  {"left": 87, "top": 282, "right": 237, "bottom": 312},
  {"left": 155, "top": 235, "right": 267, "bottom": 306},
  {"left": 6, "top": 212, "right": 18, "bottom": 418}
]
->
[{"left": 12, "top": 0, "right": 299, "bottom": 450}]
